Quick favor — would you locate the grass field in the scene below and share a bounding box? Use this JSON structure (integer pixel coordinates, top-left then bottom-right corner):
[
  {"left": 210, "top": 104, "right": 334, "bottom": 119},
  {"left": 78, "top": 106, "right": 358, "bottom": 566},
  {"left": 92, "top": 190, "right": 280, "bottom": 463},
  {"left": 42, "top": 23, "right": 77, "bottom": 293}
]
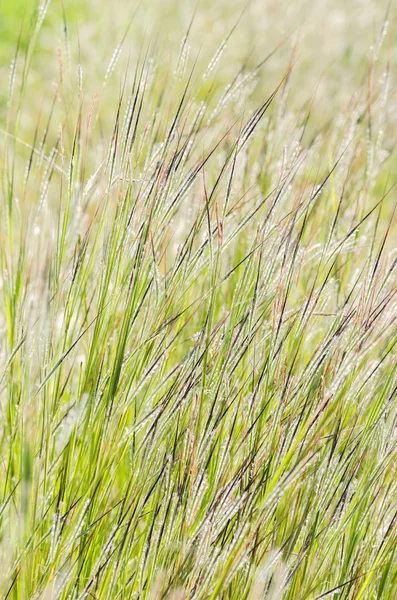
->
[{"left": 1, "top": 0, "right": 397, "bottom": 598}]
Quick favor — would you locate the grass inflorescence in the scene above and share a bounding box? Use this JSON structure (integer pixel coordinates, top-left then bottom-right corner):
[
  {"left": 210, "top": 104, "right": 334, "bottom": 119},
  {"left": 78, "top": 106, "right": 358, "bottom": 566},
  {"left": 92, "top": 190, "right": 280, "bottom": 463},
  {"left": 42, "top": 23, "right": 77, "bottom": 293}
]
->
[{"left": 0, "top": 1, "right": 397, "bottom": 598}]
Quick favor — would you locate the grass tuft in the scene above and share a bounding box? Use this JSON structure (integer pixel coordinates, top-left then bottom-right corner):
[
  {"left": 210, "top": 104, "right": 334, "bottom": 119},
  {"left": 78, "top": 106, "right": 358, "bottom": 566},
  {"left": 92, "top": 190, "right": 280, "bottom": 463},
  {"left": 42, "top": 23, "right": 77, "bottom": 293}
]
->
[{"left": 0, "top": 1, "right": 396, "bottom": 598}]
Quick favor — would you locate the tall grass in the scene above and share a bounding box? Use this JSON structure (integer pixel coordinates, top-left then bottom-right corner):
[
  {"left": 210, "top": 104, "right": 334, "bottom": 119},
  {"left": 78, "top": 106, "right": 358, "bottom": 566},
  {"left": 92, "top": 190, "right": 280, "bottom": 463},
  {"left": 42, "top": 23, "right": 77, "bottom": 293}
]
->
[{"left": 0, "top": 1, "right": 396, "bottom": 598}]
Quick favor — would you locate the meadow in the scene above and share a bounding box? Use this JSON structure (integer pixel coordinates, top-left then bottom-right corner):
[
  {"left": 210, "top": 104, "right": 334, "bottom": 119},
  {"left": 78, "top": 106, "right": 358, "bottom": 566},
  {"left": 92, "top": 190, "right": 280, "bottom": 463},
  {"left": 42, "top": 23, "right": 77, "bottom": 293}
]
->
[{"left": 0, "top": 0, "right": 397, "bottom": 598}]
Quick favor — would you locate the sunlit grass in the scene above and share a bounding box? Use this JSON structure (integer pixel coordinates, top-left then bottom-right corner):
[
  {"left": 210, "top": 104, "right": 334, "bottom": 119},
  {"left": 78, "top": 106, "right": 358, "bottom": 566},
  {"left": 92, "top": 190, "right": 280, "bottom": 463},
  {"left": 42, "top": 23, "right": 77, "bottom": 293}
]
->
[{"left": 0, "top": 1, "right": 396, "bottom": 598}]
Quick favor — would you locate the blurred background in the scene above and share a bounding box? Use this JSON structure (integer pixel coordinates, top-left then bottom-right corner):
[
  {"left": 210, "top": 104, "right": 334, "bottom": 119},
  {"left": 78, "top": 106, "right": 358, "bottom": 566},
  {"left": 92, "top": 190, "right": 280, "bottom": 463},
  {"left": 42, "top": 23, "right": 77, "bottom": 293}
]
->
[{"left": 0, "top": 0, "right": 395, "bottom": 123}]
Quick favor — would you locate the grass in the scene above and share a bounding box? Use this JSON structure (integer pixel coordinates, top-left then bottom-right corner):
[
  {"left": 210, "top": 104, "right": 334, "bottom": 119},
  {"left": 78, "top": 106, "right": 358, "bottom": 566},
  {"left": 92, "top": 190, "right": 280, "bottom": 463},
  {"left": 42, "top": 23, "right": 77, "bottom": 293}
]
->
[{"left": 0, "top": 0, "right": 397, "bottom": 598}]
